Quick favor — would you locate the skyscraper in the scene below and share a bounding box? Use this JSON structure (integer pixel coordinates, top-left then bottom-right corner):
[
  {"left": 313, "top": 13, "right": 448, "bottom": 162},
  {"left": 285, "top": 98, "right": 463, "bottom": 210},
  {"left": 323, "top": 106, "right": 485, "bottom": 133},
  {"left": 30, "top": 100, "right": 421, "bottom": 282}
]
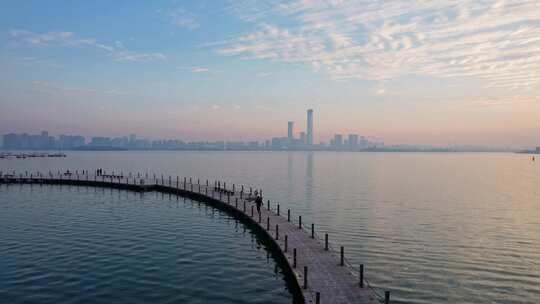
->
[
  {"left": 288, "top": 121, "right": 294, "bottom": 140},
  {"left": 306, "top": 109, "right": 313, "bottom": 146}
]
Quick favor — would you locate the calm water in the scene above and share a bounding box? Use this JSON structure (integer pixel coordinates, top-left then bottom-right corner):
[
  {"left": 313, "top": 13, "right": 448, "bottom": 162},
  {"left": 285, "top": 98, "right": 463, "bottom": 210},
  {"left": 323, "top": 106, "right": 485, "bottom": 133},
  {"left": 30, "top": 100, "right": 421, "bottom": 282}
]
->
[
  {"left": 0, "top": 184, "right": 295, "bottom": 304},
  {"left": 2, "top": 151, "right": 540, "bottom": 303}
]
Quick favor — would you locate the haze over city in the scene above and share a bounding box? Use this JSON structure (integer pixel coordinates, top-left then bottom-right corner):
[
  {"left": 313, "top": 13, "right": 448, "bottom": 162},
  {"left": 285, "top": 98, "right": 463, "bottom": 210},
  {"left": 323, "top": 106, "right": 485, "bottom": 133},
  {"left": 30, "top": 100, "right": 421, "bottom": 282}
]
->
[{"left": 1, "top": 1, "right": 539, "bottom": 148}]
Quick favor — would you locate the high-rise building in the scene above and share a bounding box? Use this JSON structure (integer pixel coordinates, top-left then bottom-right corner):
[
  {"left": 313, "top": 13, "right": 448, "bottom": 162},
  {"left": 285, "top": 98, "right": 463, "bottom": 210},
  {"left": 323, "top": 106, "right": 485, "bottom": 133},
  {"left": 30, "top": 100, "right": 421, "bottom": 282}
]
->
[
  {"left": 306, "top": 109, "right": 313, "bottom": 146},
  {"left": 287, "top": 121, "right": 294, "bottom": 140},
  {"left": 300, "top": 132, "right": 306, "bottom": 144},
  {"left": 333, "top": 134, "right": 343, "bottom": 147},
  {"left": 348, "top": 134, "right": 359, "bottom": 150}
]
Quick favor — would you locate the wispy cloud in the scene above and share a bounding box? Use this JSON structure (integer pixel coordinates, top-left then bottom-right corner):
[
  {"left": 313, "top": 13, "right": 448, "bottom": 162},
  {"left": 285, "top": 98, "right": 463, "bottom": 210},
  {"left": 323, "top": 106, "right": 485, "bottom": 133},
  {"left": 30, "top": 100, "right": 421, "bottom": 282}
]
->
[
  {"left": 14, "top": 56, "right": 62, "bottom": 69},
  {"left": 191, "top": 67, "right": 209, "bottom": 73},
  {"left": 31, "top": 80, "right": 131, "bottom": 96},
  {"left": 217, "top": 0, "right": 540, "bottom": 89},
  {"left": 10, "top": 29, "right": 166, "bottom": 62},
  {"left": 178, "top": 66, "right": 211, "bottom": 73},
  {"left": 256, "top": 72, "right": 271, "bottom": 77},
  {"left": 167, "top": 8, "right": 199, "bottom": 29}
]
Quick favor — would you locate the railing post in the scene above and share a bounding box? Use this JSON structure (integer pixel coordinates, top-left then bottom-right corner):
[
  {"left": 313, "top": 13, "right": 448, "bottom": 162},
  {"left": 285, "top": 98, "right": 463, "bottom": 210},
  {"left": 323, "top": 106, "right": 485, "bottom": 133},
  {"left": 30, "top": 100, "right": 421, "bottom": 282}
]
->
[
  {"left": 288, "top": 209, "right": 290, "bottom": 222},
  {"left": 243, "top": 201, "right": 246, "bottom": 212},
  {"left": 325, "top": 233, "right": 329, "bottom": 251},
  {"left": 266, "top": 217, "right": 270, "bottom": 230},
  {"left": 293, "top": 248, "right": 297, "bottom": 268},
  {"left": 299, "top": 216, "right": 302, "bottom": 229},
  {"left": 267, "top": 200, "right": 270, "bottom": 210},
  {"left": 275, "top": 224, "right": 279, "bottom": 240},
  {"left": 277, "top": 204, "right": 280, "bottom": 216},
  {"left": 284, "top": 235, "right": 288, "bottom": 252},
  {"left": 177, "top": 176, "right": 179, "bottom": 188},
  {"left": 316, "top": 292, "right": 320, "bottom": 304},
  {"left": 311, "top": 223, "right": 314, "bottom": 238},
  {"left": 360, "top": 264, "right": 364, "bottom": 288},
  {"left": 340, "top": 246, "right": 344, "bottom": 266},
  {"left": 303, "top": 266, "right": 308, "bottom": 289},
  {"left": 251, "top": 205, "right": 254, "bottom": 217},
  {"left": 385, "top": 291, "right": 390, "bottom": 304}
]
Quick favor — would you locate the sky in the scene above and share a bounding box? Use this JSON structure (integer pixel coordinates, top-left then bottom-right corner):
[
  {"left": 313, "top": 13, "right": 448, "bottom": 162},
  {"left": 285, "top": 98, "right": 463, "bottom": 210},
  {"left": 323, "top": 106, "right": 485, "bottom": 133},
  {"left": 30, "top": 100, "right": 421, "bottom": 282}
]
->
[{"left": 0, "top": 0, "right": 539, "bottom": 148}]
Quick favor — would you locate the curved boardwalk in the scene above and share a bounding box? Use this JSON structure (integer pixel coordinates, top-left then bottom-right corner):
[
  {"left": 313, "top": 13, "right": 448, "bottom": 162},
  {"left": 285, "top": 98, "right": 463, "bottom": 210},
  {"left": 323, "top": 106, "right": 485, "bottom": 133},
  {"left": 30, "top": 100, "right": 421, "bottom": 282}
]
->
[{"left": 0, "top": 171, "right": 389, "bottom": 304}]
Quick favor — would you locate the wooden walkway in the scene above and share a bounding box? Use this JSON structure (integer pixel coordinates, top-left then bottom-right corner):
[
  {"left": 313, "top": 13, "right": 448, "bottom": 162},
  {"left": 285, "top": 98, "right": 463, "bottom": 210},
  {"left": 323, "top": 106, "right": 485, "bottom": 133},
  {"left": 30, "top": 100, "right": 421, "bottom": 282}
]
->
[{"left": 0, "top": 171, "right": 389, "bottom": 304}]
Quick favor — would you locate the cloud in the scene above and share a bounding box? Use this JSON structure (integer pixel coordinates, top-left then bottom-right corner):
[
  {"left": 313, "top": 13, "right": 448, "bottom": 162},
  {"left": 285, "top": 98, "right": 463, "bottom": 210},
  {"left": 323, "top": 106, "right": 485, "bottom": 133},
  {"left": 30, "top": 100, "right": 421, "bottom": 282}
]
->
[
  {"left": 14, "top": 56, "right": 62, "bottom": 69},
  {"left": 10, "top": 29, "right": 166, "bottom": 63},
  {"left": 178, "top": 66, "right": 211, "bottom": 73},
  {"left": 31, "top": 80, "right": 131, "bottom": 96},
  {"left": 211, "top": 104, "right": 221, "bottom": 110},
  {"left": 191, "top": 67, "right": 209, "bottom": 73},
  {"left": 167, "top": 8, "right": 199, "bottom": 29},
  {"left": 216, "top": 0, "right": 540, "bottom": 89}
]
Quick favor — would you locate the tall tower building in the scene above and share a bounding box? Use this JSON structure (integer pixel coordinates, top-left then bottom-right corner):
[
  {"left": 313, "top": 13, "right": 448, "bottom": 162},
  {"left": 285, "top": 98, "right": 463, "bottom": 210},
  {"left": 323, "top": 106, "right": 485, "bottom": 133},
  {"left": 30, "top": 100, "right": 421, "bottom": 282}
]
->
[
  {"left": 288, "top": 121, "right": 294, "bottom": 140},
  {"left": 306, "top": 109, "right": 313, "bottom": 146}
]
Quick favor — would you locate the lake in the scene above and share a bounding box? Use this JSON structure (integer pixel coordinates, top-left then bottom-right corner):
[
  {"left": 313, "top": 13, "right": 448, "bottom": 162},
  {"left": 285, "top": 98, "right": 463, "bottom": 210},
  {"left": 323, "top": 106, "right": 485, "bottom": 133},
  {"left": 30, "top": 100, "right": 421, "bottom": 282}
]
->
[
  {"left": 0, "top": 184, "right": 297, "bottom": 304},
  {"left": 1, "top": 151, "right": 539, "bottom": 303}
]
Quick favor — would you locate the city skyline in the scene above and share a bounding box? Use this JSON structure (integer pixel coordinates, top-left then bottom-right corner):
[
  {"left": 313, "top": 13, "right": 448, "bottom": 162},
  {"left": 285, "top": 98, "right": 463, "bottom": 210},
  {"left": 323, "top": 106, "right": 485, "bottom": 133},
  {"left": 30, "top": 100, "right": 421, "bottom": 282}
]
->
[
  {"left": 1, "top": 1, "right": 539, "bottom": 148},
  {"left": 2, "top": 109, "right": 389, "bottom": 151}
]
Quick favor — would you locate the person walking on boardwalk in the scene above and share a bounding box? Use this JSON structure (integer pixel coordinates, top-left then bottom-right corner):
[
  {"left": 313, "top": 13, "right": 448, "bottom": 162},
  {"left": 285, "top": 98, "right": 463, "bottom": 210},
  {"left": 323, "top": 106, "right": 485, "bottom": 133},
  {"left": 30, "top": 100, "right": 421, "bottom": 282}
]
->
[{"left": 255, "top": 195, "right": 263, "bottom": 214}]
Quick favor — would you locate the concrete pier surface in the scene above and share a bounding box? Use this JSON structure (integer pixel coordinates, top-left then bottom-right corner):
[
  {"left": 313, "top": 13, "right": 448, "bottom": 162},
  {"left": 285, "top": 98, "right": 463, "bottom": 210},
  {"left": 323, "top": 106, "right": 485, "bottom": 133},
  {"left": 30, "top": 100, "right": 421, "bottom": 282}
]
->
[{"left": 0, "top": 171, "right": 388, "bottom": 304}]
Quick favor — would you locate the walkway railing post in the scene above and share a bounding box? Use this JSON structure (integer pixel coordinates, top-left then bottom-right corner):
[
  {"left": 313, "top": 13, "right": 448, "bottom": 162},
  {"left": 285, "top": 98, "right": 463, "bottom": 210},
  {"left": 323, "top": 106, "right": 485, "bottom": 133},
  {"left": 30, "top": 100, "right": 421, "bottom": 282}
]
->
[
  {"left": 284, "top": 235, "right": 288, "bottom": 252},
  {"left": 275, "top": 224, "right": 279, "bottom": 240},
  {"left": 359, "top": 264, "right": 364, "bottom": 288},
  {"left": 277, "top": 204, "right": 280, "bottom": 216},
  {"left": 316, "top": 292, "right": 320, "bottom": 304},
  {"left": 303, "top": 266, "right": 308, "bottom": 289},
  {"left": 325, "top": 233, "right": 329, "bottom": 251},
  {"left": 340, "top": 246, "right": 344, "bottom": 266},
  {"left": 267, "top": 200, "right": 270, "bottom": 210},
  {"left": 243, "top": 201, "right": 246, "bottom": 212},
  {"left": 299, "top": 216, "right": 302, "bottom": 229},
  {"left": 177, "top": 176, "right": 179, "bottom": 188},
  {"left": 385, "top": 291, "right": 390, "bottom": 304},
  {"left": 266, "top": 217, "right": 270, "bottom": 230},
  {"left": 311, "top": 223, "right": 314, "bottom": 238},
  {"left": 288, "top": 209, "right": 290, "bottom": 222},
  {"left": 293, "top": 248, "right": 297, "bottom": 268},
  {"left": 251, "top": 206, "right": 254, "bottom": 217}
]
